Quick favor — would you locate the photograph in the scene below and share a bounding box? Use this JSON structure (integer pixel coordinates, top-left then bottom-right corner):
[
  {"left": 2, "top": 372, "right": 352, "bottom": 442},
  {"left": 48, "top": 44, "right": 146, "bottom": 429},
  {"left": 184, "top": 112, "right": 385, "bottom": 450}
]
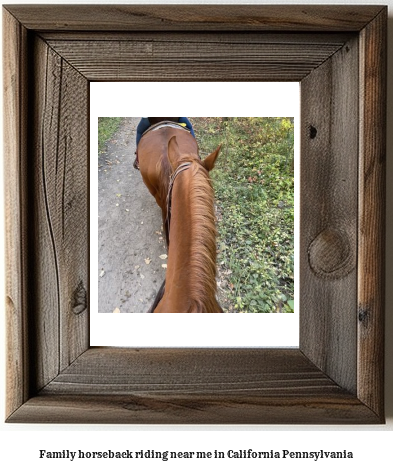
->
[{"left": 97, "top": 116, "right": 295, "bottom": 314}]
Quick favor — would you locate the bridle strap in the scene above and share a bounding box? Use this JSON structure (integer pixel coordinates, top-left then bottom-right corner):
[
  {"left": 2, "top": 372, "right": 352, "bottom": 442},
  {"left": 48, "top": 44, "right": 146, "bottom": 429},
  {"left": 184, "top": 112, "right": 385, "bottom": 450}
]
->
[{"left": 165, "top": 162, "right": 192, "bottom": 246}]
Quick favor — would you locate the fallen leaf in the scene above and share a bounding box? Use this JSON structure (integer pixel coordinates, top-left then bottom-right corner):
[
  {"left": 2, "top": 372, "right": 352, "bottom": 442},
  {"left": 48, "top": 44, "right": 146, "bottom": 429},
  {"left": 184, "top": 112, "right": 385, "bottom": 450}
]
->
[
  {"left": 159, "top": 254, "right": 168, "bottom": 260},
  {"left": 161, "top": 264, "right": 167, "bottom": 269},
  {"left": 144, "top": 258, "right": 151, "bottom": 265},
  {"left": 113, "top": 307, "right": 120, "bottom": 313}
]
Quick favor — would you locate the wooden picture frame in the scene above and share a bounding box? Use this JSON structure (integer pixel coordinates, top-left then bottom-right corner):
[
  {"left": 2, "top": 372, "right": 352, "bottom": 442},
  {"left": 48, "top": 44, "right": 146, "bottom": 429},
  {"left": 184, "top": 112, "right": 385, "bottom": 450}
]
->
[{"left": 3, "top": 5, "right": 386, "bottom": 424}]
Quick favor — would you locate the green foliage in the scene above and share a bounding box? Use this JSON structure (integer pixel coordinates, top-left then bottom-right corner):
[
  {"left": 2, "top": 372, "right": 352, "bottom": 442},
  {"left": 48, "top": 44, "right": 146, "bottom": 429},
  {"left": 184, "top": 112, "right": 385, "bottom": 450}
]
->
[
  {"left": 98, "top": 117, "right": 122, "bottom": 153},
  {"left": 192, "top": 117, "right": 295, "bottom": 313}
]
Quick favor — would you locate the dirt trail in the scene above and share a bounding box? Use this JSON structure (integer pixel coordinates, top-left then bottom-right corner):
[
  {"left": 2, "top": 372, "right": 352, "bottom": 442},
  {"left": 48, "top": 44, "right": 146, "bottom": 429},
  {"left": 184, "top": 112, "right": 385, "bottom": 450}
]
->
[{"left": 98, "top": 117, "right": 167, "bottom": 313}]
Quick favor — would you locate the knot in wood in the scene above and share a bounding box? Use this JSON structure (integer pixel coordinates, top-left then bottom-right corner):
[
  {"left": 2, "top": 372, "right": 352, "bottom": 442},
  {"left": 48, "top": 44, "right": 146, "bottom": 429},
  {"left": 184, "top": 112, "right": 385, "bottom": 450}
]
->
[
  {"left": 308, "top": 228, "right": 355, "bottom": 279},
  {"left": 358, "top": 307, "right": 370, "bottom": 326},
  {"left": 309, "top": 125, "right": 317, "bottom": 139},
  {"left": 73, "top": 281, "right": 87, "bottom": 315}
]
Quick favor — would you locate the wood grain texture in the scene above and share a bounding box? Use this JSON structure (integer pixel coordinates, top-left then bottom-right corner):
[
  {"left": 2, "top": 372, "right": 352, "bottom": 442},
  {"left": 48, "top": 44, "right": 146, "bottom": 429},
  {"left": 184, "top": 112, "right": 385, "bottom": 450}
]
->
[
  {"left": 300, "top": 36, "right": 359, "bottom": 394},
  {"left": 9, "top": 392, "right": 378, "bottom": 425},
  {"left": 43, "top": 348, "right": 340, "bottom": 395},
  {"left": 26, "top": 36, "right": 89, "bottom": 391},
  {"left": 358, "top": 9, "right": 387, "bottom": 417},
  {"left": 3, "top": 5, "right": 386, "bottom": 424},
  {"left": 40, "top": 31, "right": 354, "bottom": 44},
  {"left": 3, "top": 5, "right": 384, "bottom": 32},
  {"left": 7, "top": 348, "right": 379, "bottom": 424},
  {"left": 3, "top": 8, "right": 30, "bottom": 418},
  {"left": 46, "top": 36, "right": 348, "bottom": 82}
]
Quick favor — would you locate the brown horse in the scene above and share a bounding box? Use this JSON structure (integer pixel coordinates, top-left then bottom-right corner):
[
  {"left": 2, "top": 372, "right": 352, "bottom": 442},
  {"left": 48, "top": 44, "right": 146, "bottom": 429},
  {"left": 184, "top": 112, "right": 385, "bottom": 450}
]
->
[{"left": 137, "top": 120, "right": 222, "bottom": 313}]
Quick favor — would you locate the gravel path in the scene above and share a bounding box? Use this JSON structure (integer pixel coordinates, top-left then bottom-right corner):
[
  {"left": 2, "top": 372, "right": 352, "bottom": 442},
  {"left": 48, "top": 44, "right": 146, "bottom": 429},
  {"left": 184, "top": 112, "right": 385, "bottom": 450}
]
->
[{"left": 98, "top": 117, "right": 167, "bottom": 313}]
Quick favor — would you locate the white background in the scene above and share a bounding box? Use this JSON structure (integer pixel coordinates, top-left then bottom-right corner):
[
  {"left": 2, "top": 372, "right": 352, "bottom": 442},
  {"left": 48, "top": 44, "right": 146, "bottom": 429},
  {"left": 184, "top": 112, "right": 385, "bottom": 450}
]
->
[
  {"left": 1, "top": 1, "right": 392, "bottom": 473},
  {"left": 90, "top": 82, "right": 300, "bottom": 348}
]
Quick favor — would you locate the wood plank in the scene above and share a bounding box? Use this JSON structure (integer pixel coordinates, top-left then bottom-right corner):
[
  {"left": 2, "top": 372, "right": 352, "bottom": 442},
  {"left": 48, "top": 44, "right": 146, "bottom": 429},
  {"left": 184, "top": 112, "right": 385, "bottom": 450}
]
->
[
  {"left": 29, "top": 37, "right": 61, "bottom": 389},
  {"left": 300, "top": 36, "right": 359, "bottom": 393},
  {"left": 80, "top": 64, "right": 310, "bottom": 82},
  {"left": 40, "top": 31, "right": 354, "bottom": 45},
  {"left": 358, "top": 8, "right": 386, "bottom": 419},
  {"left": 42, "top": 348, "right": 340, "bottom": 395},
  {"left": 39, "top": 44, "right": 90, "bottom": 369},
  {"left": 46, "top": 39, "right": 345, "bottom": 81},
  {"left": 3, "top": 8, "right": 29, "bottom": 418},
  {"left": 8, "top": 393, "right": 378, "bottom": 424},
  {"left": 4, "top": 5, "right": 384, "bottom": 32},
  {"left": 48, "top": 39, "right": 343, "bottom": 60},
  {"left": 28, "top": 36, "right": 89, "bottom": 391},
  {"left": 7, "top": 348, "right": 379, "bottom": 424},
  {"left": 58, "top": 66, "right": 90, "bottom": 367}
]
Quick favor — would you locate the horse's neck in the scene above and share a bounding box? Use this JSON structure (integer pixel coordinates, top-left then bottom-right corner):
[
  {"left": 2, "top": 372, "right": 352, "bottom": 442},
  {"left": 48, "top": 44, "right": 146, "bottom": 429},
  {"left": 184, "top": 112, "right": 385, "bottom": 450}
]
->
[{"left": 157, "top": 166, "right": 220, "bottom": 313}]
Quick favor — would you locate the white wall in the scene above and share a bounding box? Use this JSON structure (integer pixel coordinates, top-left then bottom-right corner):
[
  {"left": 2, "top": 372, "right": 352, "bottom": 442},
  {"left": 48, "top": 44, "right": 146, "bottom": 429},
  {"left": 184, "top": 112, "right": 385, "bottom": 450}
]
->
[{"left": 1, "top": 1, "right": 392, "bottom": 473}]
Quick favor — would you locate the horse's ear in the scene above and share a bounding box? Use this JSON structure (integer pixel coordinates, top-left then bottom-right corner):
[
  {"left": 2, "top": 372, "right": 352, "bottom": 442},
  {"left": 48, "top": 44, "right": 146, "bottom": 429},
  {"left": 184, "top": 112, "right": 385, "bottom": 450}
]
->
[
  {"left": 167, "top": 136, "right": 180, "bottom": 170},
  {"left": 203, "top": 144, "right": 221, "bottom": 172}
]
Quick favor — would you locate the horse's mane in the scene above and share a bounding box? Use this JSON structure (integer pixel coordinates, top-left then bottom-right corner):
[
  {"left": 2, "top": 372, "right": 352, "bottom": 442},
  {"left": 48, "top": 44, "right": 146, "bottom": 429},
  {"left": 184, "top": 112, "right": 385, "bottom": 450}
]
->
[
  {"left": 157, "top": 151, "right": 172, "bottom": 219},
  {"left": 177, "top": 157, "right": 219, "bottom": 313}
]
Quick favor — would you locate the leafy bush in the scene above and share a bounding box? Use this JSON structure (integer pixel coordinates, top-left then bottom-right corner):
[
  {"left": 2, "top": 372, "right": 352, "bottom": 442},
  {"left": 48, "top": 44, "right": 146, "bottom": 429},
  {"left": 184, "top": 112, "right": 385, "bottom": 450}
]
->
[{"left": 192, "top": 117, "right": 294, "bottom": 313}]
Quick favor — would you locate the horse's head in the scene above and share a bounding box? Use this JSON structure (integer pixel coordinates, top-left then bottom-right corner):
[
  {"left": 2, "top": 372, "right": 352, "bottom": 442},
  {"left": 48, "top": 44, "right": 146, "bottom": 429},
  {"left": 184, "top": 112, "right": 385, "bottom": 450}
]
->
[{"left": 168, "top": 136, "right": 221, "bottom": 173}]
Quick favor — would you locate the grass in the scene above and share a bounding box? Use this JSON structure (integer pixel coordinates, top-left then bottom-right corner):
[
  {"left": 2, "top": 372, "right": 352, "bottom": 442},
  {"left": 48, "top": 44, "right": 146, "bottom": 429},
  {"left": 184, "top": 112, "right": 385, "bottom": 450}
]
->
[
  {"left": 191, "top": 117, "right": 295, "bottom": 313},
  {"left": 98, "top": 117, "right": 123, "bottom": 153}
]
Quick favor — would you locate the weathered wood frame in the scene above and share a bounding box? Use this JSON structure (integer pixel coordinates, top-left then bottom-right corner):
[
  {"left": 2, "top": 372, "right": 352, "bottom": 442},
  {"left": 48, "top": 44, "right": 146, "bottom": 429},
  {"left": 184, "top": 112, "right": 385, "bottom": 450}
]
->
[{"left": 3, "top": 5, "right": 386, "bottom": 423}]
